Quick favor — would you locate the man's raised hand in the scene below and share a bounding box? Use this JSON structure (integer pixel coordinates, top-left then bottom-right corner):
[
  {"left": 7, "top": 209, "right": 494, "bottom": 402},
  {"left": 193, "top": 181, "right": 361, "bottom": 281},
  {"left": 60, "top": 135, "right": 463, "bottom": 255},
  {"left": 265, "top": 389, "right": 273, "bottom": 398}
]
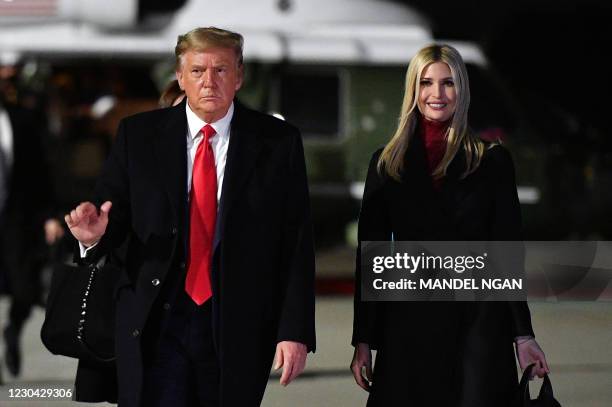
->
[{"left": 64, "top": 201, "right": 112, "bottom": 247}]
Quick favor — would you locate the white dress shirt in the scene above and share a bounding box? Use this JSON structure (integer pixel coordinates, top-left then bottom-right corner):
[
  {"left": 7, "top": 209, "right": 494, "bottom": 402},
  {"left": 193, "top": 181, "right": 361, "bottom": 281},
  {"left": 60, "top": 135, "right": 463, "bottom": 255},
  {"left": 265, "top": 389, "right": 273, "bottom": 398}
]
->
[
  {"left": 185, "top": 101, "right": 233, "bottom": 203},
  {"left": 80, "top": 102, "right": 234, "bottom": 257},
  {"left": 0, "top": 107, "right": 14, "bottom": 169},
  {"left": 0, "top": 107, "right": 13, "bottom": 214}
]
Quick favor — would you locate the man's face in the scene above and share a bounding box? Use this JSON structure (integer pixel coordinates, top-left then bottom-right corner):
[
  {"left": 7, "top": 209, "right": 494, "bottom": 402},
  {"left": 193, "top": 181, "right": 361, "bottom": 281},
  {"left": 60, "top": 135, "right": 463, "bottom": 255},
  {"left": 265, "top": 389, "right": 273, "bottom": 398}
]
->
[{"left": 176, "top": 48, "right": 243, "bottom": 123}]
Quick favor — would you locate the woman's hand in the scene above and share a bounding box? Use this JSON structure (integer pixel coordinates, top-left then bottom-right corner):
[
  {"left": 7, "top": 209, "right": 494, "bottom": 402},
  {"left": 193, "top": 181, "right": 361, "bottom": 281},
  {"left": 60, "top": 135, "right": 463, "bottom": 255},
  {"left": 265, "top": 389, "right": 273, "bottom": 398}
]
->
[
  {"left": 515, "top": 337, "right": 550, "bottom": 378},
  {"left": 351, "top": 342, "right": 373, "bottom": 392}
]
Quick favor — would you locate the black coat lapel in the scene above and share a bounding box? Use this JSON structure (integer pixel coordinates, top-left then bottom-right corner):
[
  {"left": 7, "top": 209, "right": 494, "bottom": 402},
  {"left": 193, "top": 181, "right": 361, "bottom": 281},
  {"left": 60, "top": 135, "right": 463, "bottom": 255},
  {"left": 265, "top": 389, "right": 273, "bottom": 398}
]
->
[
  {"left": 402, "top": 132, "right": 458, "bottom": 237},
  {"left": 214, "top": 102, "right": 259, "bottom": 250},
  {"left": 402, "top": 132, "right": 436, "bottom": 195},
  {"left": 152, "top": 101, "right": 188, "bottom": 229}
]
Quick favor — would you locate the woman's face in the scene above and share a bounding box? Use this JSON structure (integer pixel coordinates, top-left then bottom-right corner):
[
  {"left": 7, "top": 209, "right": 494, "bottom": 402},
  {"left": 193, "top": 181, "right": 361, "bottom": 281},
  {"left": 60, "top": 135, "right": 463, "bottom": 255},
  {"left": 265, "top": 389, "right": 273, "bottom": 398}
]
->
[{"left": 417, "top": 62, "right": 457, "bottom": 122}]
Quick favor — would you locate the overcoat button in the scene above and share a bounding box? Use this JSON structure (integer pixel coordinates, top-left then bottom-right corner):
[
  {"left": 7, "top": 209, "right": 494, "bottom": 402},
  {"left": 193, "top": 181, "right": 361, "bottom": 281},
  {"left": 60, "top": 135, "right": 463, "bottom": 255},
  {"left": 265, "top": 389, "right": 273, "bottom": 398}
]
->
[
  {"left": 152, "top": 279, "right": 160, "bottom": 286},
  {"left": 171, "top": 227, "right": 178, "bottom": 235},
  {"left": 132, "top": 329, "right": 140, "bottom": 337},
  {"left": 179, "top": 262, "right": 186, "bottom": 269},
  {"left": 163, "top": 303, "right": 171, "bottom": 310}
]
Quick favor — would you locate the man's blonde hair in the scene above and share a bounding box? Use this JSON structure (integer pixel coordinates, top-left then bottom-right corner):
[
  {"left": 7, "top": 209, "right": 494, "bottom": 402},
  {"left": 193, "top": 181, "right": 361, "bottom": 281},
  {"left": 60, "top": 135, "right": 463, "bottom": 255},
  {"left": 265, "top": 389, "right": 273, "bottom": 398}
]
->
[{"left": 175, "top": 27, "right": 244, "bottom": 68}]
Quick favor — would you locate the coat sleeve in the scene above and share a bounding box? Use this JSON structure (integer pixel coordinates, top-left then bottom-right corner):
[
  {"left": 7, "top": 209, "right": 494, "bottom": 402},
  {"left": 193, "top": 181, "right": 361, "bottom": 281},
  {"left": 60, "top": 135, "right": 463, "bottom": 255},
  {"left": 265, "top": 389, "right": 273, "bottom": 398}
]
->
[
  {"left": 488, "top": 145, "right": 535, "bottom": 338},
  {"left": 276, "top": 129, "right": 317, "bottom": 352},
  {"left": 352, "top": 149, "right": 392, "bottom": 349},
  {"left": 76, "top": 120, "right": 131, "bottom": 265},
  {"left": 74, "top": 359, "right": 118, "bottom": 403}
]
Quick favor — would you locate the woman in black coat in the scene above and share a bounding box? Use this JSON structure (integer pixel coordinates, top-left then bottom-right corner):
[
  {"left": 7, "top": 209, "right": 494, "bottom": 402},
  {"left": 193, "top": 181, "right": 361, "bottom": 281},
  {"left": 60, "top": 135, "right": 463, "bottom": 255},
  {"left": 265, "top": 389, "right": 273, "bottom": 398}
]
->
[{"left": 350, "top": 44, "right": 550, "bottom": 406}]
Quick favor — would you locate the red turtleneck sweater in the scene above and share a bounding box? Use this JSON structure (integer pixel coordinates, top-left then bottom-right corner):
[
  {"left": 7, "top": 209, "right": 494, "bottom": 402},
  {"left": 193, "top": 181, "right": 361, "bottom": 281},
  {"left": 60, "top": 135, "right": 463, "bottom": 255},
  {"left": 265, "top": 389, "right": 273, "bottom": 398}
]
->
[{"left": 418, "top": 117, "right": 450, "bottom": 188}]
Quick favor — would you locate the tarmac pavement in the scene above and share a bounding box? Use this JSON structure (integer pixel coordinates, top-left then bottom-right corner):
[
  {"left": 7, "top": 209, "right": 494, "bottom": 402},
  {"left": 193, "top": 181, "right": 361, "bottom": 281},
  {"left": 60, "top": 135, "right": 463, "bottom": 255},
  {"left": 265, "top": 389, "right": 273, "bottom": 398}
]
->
[{"left": 0, "top": 297, "right": 611, "bottom": 406}]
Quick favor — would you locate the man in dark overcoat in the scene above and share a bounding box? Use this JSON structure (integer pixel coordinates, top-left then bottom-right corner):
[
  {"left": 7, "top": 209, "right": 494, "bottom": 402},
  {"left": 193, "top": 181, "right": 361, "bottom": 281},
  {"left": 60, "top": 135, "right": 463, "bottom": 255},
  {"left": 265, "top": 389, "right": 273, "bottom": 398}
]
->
[
  {"left": 1, "top": 94, "right": 53, "bottom": 378},
  {"left": 65, "top": 27, "right": 316, "bottom": 406}
]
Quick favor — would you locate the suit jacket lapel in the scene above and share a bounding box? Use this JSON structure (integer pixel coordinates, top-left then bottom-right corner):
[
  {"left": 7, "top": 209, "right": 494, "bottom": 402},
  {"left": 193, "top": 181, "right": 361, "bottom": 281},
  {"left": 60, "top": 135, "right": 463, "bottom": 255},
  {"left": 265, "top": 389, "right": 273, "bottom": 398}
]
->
[
  {"left": 152, "top": 101, "right": 188, "bottom": 230},
  {"left": 214, "top": 102, "right": 259, "bottom": 250},
  {"left": 151, "top": 100, "right": 259, "bottom": 253}
]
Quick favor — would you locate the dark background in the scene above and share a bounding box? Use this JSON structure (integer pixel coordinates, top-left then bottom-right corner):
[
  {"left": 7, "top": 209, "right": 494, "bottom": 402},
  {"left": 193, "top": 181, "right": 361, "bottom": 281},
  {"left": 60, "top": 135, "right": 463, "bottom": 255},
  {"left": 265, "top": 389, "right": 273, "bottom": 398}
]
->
[{"left": 396, "top": 0, "right": 611, "bottom": 136}]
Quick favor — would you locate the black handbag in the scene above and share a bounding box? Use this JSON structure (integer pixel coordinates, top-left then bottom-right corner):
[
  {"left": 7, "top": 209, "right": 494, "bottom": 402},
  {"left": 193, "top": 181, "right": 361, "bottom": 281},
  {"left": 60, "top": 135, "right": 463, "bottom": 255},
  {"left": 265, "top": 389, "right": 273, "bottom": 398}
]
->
[
  {"left": 516, "top": 363, "right": 562, "bottom": 407},
  {"left": 41, "top": 260, "right": 119, "bottom": 363}
]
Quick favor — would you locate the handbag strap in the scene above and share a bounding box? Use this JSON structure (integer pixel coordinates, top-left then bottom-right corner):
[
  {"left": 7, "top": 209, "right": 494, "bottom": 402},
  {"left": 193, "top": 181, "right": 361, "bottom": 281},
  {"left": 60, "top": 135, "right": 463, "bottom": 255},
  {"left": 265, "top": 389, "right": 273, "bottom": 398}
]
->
[
  {"left": 520, "top": 363, "right": 557, "bottom": 404},
  {"left": 537, "top": 374, "right": 556, "bottom": 400},
  {"left": 77, "top": 263, "right": 116, "bottom": 363}
]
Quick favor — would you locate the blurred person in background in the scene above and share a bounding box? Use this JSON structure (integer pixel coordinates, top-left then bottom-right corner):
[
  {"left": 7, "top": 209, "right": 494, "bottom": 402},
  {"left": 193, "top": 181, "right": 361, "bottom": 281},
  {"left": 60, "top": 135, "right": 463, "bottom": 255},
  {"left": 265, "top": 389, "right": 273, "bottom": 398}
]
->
[
  {"left": 0, "top": 55, "right": 59, "bottom": 379},
  {"left": 159, "top": 79, "right": 185, "bottom": 108},
  {"left": 350, "top": 44, "right": 549, "bottom": 406}
]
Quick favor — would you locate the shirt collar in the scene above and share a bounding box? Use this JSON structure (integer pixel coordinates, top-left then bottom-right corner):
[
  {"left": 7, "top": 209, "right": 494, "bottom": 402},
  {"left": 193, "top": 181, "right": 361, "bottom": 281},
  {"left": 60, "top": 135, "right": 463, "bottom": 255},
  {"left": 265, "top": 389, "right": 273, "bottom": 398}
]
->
[{"left": 185, "top": 101, "right": 234, "bottom": 141}]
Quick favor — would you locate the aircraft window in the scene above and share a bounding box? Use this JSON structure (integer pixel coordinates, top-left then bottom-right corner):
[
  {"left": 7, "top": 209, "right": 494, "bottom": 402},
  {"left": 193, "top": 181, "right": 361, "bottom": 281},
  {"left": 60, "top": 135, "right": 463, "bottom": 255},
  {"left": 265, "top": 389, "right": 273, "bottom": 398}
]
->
[{"left": 278, "top": 72, "right": 340, "bottom": 138}]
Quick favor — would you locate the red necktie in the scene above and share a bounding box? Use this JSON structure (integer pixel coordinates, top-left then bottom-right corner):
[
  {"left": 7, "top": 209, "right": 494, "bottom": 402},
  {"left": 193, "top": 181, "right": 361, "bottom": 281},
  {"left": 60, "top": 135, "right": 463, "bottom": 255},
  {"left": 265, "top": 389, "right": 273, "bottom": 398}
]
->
[{"left": 186, "top": 124, "right": 217, "bottom": 305}]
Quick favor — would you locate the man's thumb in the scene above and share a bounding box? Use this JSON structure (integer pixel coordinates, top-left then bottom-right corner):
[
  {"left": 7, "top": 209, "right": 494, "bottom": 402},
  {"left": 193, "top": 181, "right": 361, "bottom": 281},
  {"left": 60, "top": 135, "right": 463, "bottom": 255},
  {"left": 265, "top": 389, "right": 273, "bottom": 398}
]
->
[
  {"left": 99, "top": 201, "right": 113, "bottom": 220},
  {"left": 274, "top": 347, "right": 284, "bottom": 370}
]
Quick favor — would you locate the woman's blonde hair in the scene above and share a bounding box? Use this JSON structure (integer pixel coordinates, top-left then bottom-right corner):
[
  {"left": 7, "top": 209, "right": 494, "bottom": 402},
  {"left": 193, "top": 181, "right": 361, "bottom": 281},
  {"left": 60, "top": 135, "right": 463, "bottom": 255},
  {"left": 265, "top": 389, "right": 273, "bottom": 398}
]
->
[{"left": 378, "top": 44, "right": 486, "bottom": 181}]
